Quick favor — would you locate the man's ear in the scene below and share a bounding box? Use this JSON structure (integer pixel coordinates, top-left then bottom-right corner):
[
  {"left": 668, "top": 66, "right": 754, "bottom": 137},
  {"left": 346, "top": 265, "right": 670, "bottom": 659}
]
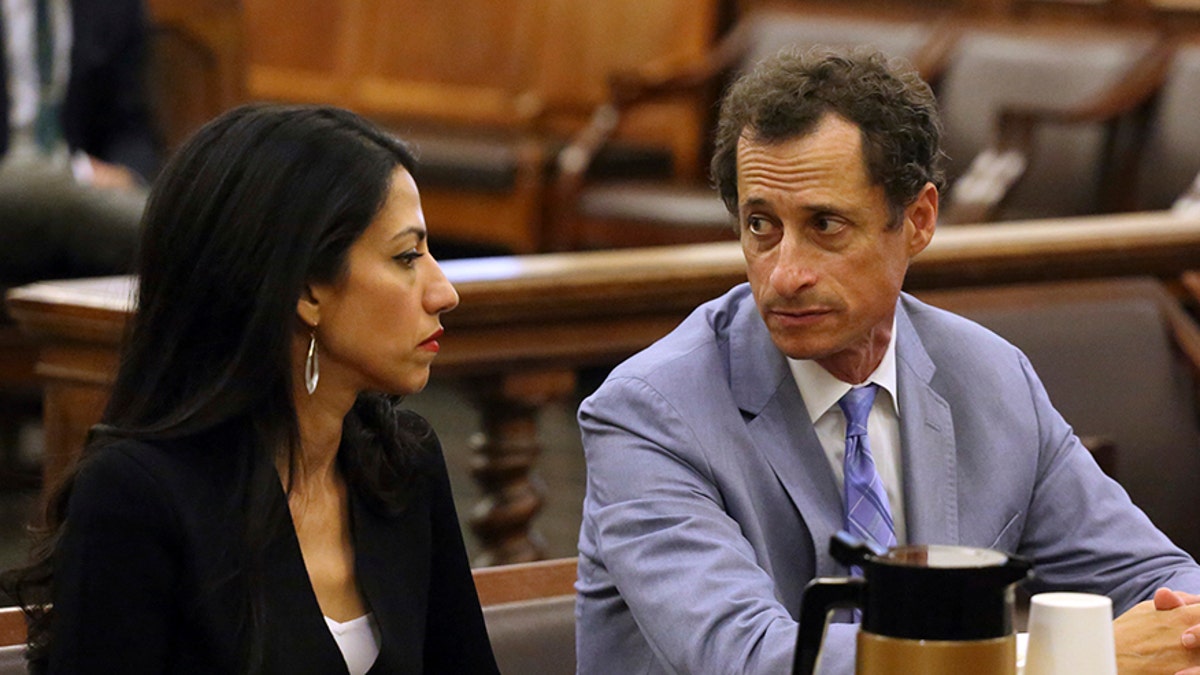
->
[
  {"left": 296, "top": 284, "right": 321, "bottom": 329},
  {"left": 905, "top": 182, "right": 938, "bottom": 257}
]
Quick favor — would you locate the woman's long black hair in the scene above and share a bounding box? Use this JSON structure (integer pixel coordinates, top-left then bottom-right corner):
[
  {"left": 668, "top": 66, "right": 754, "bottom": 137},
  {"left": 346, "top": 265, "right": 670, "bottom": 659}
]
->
[{"left": 2, "top": 103, "right": 430, "bottom": 671}]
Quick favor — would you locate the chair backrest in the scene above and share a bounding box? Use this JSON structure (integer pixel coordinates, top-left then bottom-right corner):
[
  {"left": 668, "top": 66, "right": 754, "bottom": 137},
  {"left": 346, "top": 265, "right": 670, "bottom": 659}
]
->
[
  {"left": 1136, "top": 40, "right": 1200, "bottom": 210},
  {"left": 918, "top": 277, "right": 1200, "bottom": 558},
  {"left": 938, "top": 24, "right": 1158, "bottom": 221},
  {"left": 0, "top": 606, "right": 27, "bottom": 674},
  {"left": 731, "top": 10, "right": 943, "bottom": 77},
  {"left": 473, "top": 557, "right": 577, "bottom": 675}
]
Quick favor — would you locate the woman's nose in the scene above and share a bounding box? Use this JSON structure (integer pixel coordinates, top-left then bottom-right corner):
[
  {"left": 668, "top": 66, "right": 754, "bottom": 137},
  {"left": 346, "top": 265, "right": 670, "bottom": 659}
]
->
[{"left": 425, "top": 257, "right": 460, "bottom": 315}]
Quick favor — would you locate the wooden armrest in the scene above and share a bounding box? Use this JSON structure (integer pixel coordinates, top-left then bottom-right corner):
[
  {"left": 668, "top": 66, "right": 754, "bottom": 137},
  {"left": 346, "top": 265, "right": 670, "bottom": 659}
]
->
[
  {"left": 472, "top": 557, "right": 578, "bottom": 606},
  {"left": 1159, "top": 282, "right": 1200, "bottom": 382},
  {"left": 941, "top": 148, "right": 1029, "bottom": 224},
  {"left": 606, "top": 43, "right": 735, "bottom": 109},
  {"left": 907, "top": 16, "right": 963, "bottom": 87},
  {"left": 555, "top": 33, "right": 736, "bottom": 183},
  {"left": 550, "top": 35, "right": 733, "bottom": 249}
]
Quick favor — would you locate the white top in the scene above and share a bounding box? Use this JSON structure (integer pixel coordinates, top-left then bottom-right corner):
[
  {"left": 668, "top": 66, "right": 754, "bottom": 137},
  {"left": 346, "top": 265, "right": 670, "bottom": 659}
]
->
[
  {"left": 324, "top": 613, "right": 381, "bottom": 675},
  {"left": 787, "top": 317, "right": 907, "bottom": 543}
]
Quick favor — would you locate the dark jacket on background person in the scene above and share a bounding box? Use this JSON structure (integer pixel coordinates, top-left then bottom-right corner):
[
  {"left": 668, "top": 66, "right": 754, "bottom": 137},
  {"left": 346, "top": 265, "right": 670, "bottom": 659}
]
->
[{"left": 0, "top": 0, "right": 158, "bottom": 178}]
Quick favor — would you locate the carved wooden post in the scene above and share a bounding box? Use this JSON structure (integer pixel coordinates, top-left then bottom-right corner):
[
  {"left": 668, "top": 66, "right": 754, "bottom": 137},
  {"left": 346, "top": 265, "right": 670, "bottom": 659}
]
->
[{"left": 468, "top": 369, "right": 576, "bottom": 567}]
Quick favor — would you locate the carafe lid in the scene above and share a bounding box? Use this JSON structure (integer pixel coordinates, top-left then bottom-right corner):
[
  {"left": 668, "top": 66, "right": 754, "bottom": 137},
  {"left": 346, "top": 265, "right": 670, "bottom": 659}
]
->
[{"left": 832, "top": 533, "right": 1032, "bottom": 641}]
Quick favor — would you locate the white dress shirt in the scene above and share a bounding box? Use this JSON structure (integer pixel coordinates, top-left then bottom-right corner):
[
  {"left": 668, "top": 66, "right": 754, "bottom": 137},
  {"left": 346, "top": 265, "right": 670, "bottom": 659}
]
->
[
  {"left": 324, "top": 612, "right": 381, "bottom": 675},
  {"left": 787, "top": 317, "right": 907, "bottom": 544}
]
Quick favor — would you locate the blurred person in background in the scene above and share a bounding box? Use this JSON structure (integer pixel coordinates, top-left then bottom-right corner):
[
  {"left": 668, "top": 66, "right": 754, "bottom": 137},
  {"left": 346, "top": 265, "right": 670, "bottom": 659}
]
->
[{"left": 1, "top": 0, "right": 157, "bottom": 285}]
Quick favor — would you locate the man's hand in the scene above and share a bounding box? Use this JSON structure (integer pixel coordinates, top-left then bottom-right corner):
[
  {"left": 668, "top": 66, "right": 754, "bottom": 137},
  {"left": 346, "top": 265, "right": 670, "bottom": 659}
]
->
[
  {"left": 86, "top": 156, "right": 142, "bottom": 191},
  {"left": 1115, "top": 590, "right": 1200, "bottom": 674},
  {"left": 1156, "top": 587, "right": 1200, "bottom": 663}
]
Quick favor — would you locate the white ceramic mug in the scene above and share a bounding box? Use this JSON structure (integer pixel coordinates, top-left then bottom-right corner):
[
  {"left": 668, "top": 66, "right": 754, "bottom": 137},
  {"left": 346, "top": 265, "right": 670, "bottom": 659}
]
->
[{"left": 1023, "top": 592, "right": 1116, "bottom": 675}]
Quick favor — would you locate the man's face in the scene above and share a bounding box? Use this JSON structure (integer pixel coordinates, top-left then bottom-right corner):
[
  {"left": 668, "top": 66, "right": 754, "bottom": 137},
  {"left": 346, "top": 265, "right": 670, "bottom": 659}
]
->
[{"left": 736, "top": 113, "right": 936, "bottom": 383}]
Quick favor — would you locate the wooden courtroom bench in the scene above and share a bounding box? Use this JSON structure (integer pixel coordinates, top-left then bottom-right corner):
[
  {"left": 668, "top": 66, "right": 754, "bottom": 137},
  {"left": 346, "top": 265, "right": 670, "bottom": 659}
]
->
[
  {"left": 474, "top": 557, "right": 578, "bottom": 675},
  {"left": 7, "top": 210, "right": 1200, "bottom": 565}
]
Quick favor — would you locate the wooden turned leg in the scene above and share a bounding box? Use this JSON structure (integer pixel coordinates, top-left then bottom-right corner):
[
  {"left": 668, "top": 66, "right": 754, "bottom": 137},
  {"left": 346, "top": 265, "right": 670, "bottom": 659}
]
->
[{"left": 467, "top": 369, "right": 575, "bottom": 567}]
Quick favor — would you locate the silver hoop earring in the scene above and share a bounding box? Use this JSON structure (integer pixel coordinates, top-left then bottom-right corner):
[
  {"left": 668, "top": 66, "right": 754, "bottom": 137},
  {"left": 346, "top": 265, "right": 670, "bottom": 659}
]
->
[{"left": 304, "top": 331, "right": 320, "bottom": 395}]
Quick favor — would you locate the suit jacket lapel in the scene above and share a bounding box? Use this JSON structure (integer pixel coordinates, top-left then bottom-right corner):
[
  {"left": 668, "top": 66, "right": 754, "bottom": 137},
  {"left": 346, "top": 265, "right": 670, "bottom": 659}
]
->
[
  {"left": 729, "top": 296, "right": 846, "bottom": 577},
  {"left": 894, "top": 297, "right": 960, "bottom": 545}
]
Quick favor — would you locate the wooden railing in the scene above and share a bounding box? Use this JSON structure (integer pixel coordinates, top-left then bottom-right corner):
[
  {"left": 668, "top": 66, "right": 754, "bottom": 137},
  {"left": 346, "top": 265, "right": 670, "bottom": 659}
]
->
[{"left": 7, "top": 210, "right": 1200, "bottom": 564}]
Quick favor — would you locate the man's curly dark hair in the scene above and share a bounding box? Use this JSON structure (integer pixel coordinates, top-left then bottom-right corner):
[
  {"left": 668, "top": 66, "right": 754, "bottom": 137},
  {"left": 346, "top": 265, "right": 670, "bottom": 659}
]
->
[{"left": 711, "top": 46, "right": 946, "bottom": 227}]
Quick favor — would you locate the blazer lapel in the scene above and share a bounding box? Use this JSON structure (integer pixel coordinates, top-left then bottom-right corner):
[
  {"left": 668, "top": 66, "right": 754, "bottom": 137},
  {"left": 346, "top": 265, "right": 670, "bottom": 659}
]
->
[
  {"left": 353, "top": 490, "right": 430, "bottom": 674},
  {"left": 729, "top": 297, "right": 846, "bottom": 577},
  {"left": 894, "top": 298, "right": 960, "bottom": 545},
  {"left": 262, "top": 481, "right": 352, "bottom": 674}
]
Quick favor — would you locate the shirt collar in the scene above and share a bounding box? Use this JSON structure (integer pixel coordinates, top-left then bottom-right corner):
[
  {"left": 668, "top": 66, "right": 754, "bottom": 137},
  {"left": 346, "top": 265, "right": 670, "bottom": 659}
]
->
[{"left": 787, "top": 316, "right": 900, "bottom": 424}]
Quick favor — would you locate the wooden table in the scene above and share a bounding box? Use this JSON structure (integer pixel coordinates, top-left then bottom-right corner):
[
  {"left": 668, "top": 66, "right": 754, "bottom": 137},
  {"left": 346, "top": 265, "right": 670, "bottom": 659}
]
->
[{"left": 8, "top": 211, "right": 1200, "bottom": 564}]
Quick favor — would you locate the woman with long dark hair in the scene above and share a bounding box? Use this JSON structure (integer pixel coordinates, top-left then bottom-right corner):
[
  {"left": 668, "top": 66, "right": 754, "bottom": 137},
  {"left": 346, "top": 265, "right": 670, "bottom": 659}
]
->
[{"left": 2, "top": 103, "right": 499, "bottom": 674}]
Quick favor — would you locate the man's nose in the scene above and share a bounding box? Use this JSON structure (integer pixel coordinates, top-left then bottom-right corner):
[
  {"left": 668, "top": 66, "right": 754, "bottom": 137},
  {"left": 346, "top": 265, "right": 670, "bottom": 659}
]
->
[{"left": 769, "top": 236, "right": 818, "bottom": 295}]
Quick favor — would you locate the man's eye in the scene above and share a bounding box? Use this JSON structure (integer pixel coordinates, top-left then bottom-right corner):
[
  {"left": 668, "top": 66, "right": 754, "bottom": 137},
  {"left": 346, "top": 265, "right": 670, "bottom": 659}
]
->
[
  {"left": 745, "top": 216, "right": 772, "bottom": 236},
  {"left": 813, "top": 217, "right": 847, "bottom": 234}
]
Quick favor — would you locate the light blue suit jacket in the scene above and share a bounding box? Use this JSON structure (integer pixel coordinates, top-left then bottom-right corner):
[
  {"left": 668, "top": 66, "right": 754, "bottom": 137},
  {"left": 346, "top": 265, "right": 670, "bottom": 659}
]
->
[{"left": 577, "top": 283, "right": 1200, "bottom": 674}]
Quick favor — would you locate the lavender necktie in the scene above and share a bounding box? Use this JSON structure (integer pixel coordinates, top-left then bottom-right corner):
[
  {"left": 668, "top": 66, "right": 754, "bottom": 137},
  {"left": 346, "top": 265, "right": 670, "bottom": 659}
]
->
[{"left": 839, "top": 384, "right": 897, "bottom": 552}]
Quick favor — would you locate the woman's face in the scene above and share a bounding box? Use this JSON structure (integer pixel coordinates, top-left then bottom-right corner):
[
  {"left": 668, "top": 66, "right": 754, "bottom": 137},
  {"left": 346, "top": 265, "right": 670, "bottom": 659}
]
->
[{"left": 305, "top": 167, "right": 459, "bottom": 397}]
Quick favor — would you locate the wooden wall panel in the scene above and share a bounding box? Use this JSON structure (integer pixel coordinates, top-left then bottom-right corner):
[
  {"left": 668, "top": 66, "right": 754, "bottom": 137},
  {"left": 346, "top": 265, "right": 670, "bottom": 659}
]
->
[
  {"left": 534, "top": 0, "right": 723, "bottom": 177},
  {"left": 356, "top": 0, "right": 544, "bottom": 126},
  {"left": 244, "top": 0, "right": 549, "bottom": 128},
  {"left": 364, "top": 1, "right": 537, "bottom": 88},
  {"left": 241, "top": 0, "right": 723, "bottom": 137},
  {"left": 534, "top": 0, "right": 720, "bottom": 111},
  {"left": 146, "top": 0, "right": 244, "bottom": 151},
  {"left": 243, "top": 0, "right": 363, "bottom": 106}
]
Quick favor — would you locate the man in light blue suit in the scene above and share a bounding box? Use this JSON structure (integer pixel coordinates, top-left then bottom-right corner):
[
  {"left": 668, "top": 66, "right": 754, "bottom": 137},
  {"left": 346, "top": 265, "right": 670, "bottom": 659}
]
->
[{"left": 576, "top": 47, "right": 1200, "bottom": 674}]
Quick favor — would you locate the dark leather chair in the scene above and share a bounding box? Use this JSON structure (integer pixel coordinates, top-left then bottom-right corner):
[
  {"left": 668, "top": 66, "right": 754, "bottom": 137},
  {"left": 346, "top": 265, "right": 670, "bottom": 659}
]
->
[
  {"left": 937, "top": 23, "right": 1167, "bottom": 224},
  {"left": 1134, "top": 40, "right": 1200, "bottom": 212},
  {"left": 918, "top": 277, "right": 1200, "bottom": 559},
  {"left": 551, "top": 8, "right": 958, "bottom": 250}
]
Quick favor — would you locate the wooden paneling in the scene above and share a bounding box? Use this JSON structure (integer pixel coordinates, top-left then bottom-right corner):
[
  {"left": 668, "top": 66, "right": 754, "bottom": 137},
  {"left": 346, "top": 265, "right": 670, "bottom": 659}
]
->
[
  {"left": 242, "top": 0, "right": 722, "bottom": 140},
  {"left": 244, "top": 0, "right": 366, "bottom": 109},
  {"left": 245, "top": 0, "right": 544, "bottom": 128},
  {"left": 146, "top": 0, "right": 244, "bottom": 151},
  {"left": 534, "top": 0, "right": 722, "bottom": 177}
]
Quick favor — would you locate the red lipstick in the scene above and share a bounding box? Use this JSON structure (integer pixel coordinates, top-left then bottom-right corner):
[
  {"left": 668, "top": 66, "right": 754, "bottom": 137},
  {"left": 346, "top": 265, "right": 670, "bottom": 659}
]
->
[{"left": 419, "top": 328, "right": 444, "bottom": 352}]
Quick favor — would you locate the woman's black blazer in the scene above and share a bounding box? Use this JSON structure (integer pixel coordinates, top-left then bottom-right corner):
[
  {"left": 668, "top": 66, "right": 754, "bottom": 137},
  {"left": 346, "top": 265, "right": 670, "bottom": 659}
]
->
[{"left": 44, "top": 423, "right": 499, "bottom": 674}]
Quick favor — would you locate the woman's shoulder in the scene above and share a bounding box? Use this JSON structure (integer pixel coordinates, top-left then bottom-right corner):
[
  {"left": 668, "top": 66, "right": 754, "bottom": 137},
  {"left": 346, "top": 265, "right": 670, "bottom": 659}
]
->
[{"left": 74, "top": 433, "right": 247, "bottom": 509}]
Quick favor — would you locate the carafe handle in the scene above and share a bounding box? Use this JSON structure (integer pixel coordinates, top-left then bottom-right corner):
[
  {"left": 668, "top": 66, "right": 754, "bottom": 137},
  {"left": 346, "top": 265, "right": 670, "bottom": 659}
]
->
[{"left": 793, "top": 577, "right": 865, "bottom": 675}]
